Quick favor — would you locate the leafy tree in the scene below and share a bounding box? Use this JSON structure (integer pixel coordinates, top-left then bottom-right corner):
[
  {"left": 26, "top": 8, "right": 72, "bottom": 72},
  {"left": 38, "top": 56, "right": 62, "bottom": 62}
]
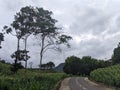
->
[
  {"left": 47, "top": 61, "right": 55, "bottom": 69},
  {"left": 3, "top": 25, "right": 24, "bottom": 72},
  {"left": 26, "top": 6, "right": 72, "bottom": 69},
  {"left": 3, "top": 6, "right": 72, "bottom": 71},
  {"left": 63, "top": 56, "right": 80, "bottom": 74},
  {"left": 80, "top": 56, "right": 98, "bottom": 75},
  {"left": 112, "top": 42, "right": 120, "bottom": 64},
  {"left": 39, "top": 61, "right": 55, "bottom": 70},
  {"left": 12, "top": 6, "right": 36, "bottom": 68},
  {"left": 63, "top": 56, "right": 111, "bottom": 75},
  {"left": 3, "top": 7, "right": 32, "bottom": 72},
  {"left": 3, "top": 6, "right": 35, "bottom": 70}
]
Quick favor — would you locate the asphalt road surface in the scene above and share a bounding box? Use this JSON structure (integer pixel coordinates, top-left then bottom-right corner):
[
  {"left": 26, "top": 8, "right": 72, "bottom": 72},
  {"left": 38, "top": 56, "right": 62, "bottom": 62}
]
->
[{"left": 69, "top": 77, "right": 113, "bottom": 90}]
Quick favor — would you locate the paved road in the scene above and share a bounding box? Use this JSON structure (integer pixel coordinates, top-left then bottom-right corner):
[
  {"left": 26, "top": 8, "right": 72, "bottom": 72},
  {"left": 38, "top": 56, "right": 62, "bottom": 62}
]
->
[{"left": 69, "top": 77, "right": 113, "bottom": 90}]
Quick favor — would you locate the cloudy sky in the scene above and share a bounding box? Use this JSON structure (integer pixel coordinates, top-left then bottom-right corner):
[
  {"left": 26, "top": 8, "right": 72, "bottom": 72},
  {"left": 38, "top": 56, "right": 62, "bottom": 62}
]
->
[{"left": 0, "top": 0, "right": 120, "bottom": 67}]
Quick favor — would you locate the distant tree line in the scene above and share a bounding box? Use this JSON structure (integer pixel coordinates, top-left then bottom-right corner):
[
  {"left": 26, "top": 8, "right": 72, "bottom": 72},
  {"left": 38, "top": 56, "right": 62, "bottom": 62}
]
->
[
  {"left": 64, "top": 42, "right": 120, "bottom": 75},
  {"left": 63, "top": 56, "right": 112, "bottom": 75},
  {"left": 0, "top": 59, "right": 10, "bottom": 64},
  {"left": 40, "top": 61, "right": 55, "bottom": 70}
]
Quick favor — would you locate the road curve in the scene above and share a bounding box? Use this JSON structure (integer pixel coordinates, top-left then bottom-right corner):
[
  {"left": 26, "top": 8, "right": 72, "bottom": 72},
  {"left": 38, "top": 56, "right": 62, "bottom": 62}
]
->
[
  {"left": 60, "top": 77, "right": 114, "bottom": 90},
  {"left": 69, "top": 77, "right": 114, "bottom": 90}
]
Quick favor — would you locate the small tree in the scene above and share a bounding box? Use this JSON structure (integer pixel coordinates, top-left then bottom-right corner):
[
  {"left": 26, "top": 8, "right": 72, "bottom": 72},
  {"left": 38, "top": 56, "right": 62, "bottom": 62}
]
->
[
  {"left": 40, "top": 64, "right": 46, "bottom": 70},
  {"left": 47, "top": 61, "right": 55, "bottom": 69}
]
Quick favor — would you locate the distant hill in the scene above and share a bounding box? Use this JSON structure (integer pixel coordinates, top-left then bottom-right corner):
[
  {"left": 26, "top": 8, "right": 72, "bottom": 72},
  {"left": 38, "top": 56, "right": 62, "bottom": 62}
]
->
[{"left": 54, "top": 63, "right": 65, "bottom": 72}]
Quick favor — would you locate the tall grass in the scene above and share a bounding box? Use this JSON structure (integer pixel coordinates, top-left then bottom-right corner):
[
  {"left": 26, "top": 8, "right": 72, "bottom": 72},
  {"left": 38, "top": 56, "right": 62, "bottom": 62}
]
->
[
  {"left": 0, "top": 62, "right": 68, "bottom": 90},
  {"left": 90, "top": 64, "right": 120, "bottom": 88},
  {"left": 0, "top": 71, "right": 68, "bottom": 90}
]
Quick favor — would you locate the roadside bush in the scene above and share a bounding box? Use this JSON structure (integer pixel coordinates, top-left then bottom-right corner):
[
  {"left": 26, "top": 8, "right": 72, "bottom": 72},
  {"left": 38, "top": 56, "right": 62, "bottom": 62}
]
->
[{"left": 90, "top": 64, "right": 120, "bottom": 87}]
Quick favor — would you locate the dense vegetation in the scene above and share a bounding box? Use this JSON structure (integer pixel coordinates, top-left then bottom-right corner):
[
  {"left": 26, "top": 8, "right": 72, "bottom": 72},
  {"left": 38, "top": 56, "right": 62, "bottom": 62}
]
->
[
  {"left": 90, "top": 64, "right": 120, "bottom": 88},
  {"left": 0, "top": 62, "right": 68, "bottom": 90},
  {"left": 0, "top": 72, "right": 67, "bottom": 90},
  {"left": 112, "top": 43, "right": 120, "bottom": 64},
  {"left": 63, "top": 56, "right": 111, "bottom": 75}
]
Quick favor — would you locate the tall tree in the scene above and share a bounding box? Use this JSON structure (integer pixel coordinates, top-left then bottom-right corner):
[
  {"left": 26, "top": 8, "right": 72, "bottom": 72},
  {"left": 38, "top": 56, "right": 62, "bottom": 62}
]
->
[
  {"left": 3, "top": 6, "right": 35, "bottom": 69},
  {"left": 3, "top": 6, "right": 72, "bottom": 70},
  {"left": 3, "top": 25, "right": 25, "bottom": 72},
  {"left": 29, "top": 7, "right": 72, "bottom": 69},
  {"left": 11, "top": 6, "right": 36, "bottom": 68},
  {"left": 22, "top": 35, "right": 30, "bottom": 68}
]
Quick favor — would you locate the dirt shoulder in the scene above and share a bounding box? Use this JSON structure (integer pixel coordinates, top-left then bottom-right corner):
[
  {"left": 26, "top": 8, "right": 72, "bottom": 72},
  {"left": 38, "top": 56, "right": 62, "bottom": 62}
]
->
[{"left": 59, "top": 78, "right": 71, "bottom": 90}]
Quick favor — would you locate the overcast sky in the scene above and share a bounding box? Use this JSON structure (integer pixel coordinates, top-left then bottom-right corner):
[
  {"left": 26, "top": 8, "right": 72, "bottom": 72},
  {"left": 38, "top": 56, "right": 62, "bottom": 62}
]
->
[{"left": 0, "top": 0, "right": 120, "bottom": 67}]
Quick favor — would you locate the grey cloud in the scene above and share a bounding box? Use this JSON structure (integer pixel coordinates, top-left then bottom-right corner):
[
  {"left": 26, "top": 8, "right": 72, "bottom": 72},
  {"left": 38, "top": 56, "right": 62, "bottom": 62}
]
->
[
  {"left": 69, "top": 7, "right": 110, "bottom": 35},
  {"left": 1, "top": 0, "right": 120, "bottom": 67},
  {"left": 2, "top": 0, "right": 23, "bottom": 11}
]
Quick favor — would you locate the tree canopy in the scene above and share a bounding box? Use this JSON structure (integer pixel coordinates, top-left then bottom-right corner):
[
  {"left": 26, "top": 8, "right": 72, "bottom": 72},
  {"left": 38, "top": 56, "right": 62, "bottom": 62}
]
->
[
  {"left": 112, "top": 42, "right": 120, "bottom": 64},
  {"left": 63, "top": 56, "right": 111, "bottom": 75},
  {"left": 2, "top": 6, "right": 72, "bottom": 71}
]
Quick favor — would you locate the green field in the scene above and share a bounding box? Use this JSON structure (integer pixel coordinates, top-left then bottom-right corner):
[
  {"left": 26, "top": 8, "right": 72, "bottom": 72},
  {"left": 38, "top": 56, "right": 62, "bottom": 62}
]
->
[
  {"left": 90, "top": 64, "right": 120, "bottom": 87},
  {"left": 0, "top": 62, "right": 68, "bottom": 90}
]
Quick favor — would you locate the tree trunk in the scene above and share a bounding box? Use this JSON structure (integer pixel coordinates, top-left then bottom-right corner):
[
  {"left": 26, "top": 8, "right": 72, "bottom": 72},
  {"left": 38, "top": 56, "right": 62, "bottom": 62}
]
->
[
  {"left": 16, "top": 38, "right": 20, "bottom": 61},
  {"left": 25, "top": 60, "right": 27, "bottom": 69},
  {"left": 39, "top": 36, "right": 45, "bottom": 69},
  {"left": 24, "top": 38, "right": 27, "bottom": 69},
  {"left": 14, "top": 38, "right": 20, "bottom": 73},
  {"left": 39, "top": 52, "right": 43, "bottom": 69}
]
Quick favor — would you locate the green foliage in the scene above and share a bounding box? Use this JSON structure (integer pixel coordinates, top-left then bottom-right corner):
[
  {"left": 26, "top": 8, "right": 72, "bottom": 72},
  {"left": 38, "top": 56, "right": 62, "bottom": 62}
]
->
[
  {"left": 57, "top": 35, "right": 72, "bottom": 47},
  {"left": 63, "top": 56, "right": 81, "bottom": 75},
  {"left": 63, "top": 56, "right": 111, "bottom": 75},
  {"left": 112, "top": 42, "right": 120, "bottom": 64},
  {"left": 0, "top": 62, "right": 68, "bottom": 90},
  {"left": 40, "top": 61, "right": 55, "bottom": 70},
  {"left": 90, "top": 64, "right": 120, "bottom": 87},
  {"left": 10, "top": 62, "right": 24, "bottom": 73},
  {"left": 0, "top": 62, "right": 12, "bottom": 75},
  {"left": 0, "top": 72, "right": 68, "bottom": 90},
  {"left": 11, "top": 50, "right": 30, "bottom": 61}
]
